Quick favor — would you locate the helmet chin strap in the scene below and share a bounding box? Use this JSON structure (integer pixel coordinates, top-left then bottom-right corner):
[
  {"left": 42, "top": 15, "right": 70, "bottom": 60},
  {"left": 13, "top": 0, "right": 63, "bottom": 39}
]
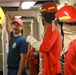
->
[{"left": 52, "top": 20, "right": 55, "bottom": 31}]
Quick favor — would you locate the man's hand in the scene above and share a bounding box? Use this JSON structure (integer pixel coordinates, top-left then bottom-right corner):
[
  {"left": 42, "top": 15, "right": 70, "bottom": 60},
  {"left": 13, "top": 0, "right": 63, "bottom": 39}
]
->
[
  {"left": 4, "top": 11, "right": 12, "bottom": 34},
  {"left": 4, "top": 12, "right": 10, "bottom": 22}
]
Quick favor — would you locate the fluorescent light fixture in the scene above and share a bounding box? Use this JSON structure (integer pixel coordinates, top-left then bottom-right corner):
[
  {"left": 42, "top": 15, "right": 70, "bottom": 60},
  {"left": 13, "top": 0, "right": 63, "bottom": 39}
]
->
[
  {"left": 21, "top": 1, "right": 35, "bottom": 9},
  {"left": 15, "top": 16, "right": 21, "bottom": 18}
]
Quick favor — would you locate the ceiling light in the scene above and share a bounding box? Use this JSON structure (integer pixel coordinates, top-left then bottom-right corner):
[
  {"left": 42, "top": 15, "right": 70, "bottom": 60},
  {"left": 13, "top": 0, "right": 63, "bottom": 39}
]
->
[
  {"left": 15, "top": 16, "right": 21, "bottom": 18},
  {"left": 21, "top": 1, "right": 36, "bottom": 9}
]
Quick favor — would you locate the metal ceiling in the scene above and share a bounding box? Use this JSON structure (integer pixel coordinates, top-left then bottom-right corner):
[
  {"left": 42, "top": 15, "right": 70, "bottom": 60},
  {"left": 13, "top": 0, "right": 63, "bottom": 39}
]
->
[{"left": 0, "top": 0, "right": 59, "bottom": 11}]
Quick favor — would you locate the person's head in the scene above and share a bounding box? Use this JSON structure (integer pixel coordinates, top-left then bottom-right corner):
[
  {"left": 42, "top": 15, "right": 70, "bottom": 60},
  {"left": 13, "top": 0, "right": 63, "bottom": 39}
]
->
[
  {"left": 12, "top": 18, "right": 23, "bottom": 34},
  {"left": 55, "top": 5, "right": 76, "bottom": 25},
  {"left": 0, "top": 7, "right": 5, "bottom": 28},
  {"left": 39, "top": 2, "right": 58, "bottom": 25}
]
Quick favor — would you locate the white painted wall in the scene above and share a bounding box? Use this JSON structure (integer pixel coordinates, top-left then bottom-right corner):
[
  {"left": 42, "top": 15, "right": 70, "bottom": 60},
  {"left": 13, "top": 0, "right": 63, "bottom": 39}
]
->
[{"left": 58, "top": 0, "right": 76, "bottom": 9}]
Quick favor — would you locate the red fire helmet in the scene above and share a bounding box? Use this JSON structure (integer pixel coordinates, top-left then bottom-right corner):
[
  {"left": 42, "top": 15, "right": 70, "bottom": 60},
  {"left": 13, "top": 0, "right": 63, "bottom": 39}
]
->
[
  {"left": 40, "top": 2, "right": 58, "bottom": 13},
  {"left": 55, "top": 5, "right": 76, "bottom": 22}
]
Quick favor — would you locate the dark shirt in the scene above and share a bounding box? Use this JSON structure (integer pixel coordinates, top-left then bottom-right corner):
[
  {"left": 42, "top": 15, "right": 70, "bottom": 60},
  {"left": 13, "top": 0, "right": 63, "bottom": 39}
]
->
[{"left": 7, "top": 32, "right": 28, "bottom": 67}]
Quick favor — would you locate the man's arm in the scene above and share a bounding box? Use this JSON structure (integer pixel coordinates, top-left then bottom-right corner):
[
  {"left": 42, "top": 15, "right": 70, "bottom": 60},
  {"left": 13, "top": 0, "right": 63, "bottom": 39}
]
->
[
  {"left": 5, "top": 13, "right": 12, "bottom": 35},
  {"left": 17, "top": 53, "right": 27, "bottom": 75}
]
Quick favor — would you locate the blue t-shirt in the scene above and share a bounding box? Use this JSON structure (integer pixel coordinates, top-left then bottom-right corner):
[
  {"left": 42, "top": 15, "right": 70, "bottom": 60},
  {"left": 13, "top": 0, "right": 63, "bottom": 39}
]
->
[{"left": 7, "top": 32, "right": 28, "bottom": 67}]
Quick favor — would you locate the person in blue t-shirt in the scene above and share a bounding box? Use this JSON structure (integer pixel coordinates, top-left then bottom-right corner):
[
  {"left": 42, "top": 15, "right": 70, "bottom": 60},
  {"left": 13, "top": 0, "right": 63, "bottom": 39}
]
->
[{"left": 5, "top": 13, "right": 28, "bottom": 75}]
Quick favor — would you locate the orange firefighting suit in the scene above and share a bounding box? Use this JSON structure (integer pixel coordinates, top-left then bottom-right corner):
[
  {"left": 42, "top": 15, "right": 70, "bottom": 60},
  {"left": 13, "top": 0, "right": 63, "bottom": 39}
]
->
[
  {"left": 40, "top": 25, "right": 62, "bottom": 75},
  {"left": 64, "top": 40, "right": 76, "bottom": 75}
]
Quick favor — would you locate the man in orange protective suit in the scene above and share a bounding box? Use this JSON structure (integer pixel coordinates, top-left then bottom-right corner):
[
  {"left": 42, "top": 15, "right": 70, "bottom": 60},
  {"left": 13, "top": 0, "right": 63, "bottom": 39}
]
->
[
  {"left": 26, "top": 2, "right": 62, "bottom": 75},
  {"left": 55, "top": 5, "right": 76, "bottom": 75}
]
